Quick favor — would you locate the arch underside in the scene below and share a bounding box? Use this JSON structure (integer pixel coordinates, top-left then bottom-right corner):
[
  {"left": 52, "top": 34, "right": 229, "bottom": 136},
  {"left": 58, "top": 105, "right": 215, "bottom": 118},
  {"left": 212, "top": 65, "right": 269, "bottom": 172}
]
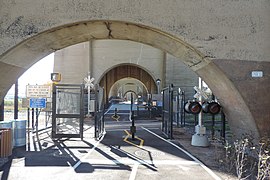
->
[
  {"left": 0, "top": 20, "right": 259, "bottom": 138},
  {"left": 99, "top": 64, "right": 157, "bottom": 104}
]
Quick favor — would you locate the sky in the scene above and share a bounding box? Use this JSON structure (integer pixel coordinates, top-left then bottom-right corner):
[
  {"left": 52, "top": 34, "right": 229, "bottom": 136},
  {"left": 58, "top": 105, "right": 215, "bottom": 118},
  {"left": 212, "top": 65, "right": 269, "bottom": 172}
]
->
[{"left": 6, "top": 53, "right": 54, "bottom": 98}]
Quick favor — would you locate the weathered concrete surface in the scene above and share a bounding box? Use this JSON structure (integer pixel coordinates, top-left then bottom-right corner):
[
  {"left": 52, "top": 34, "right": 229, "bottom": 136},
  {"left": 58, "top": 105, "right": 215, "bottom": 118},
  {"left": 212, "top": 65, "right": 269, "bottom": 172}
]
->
[
  {"left": 99, "top": 64, "right": 157, "bottom": 102},
  {"left": 0, "top": 0, "right": 269, "bottom": 137},
  {"left": 1, "top": 0, "right": 269, "bottom": 61},
  {"left": 196, "top": 61, "right": 259, "bottom": 137},
  {"left": 54, "top": 40, "right": 198, "bottom": 102},
  {"left": 213, "top": 59, "right": 270, "bottom": 137},
  {"left": 0, "top": 21, "right": 208, "bottom": 100},
  {"left": 54, "top": 43, "right": 90, "bottom": 84}
]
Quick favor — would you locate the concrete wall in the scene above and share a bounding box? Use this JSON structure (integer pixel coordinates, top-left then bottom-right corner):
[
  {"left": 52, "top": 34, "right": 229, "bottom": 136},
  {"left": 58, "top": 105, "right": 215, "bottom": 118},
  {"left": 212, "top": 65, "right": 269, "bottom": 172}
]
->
[
  {"left": 1, "top": 0, "right": 269, "bottom": 62},
  {"left": 213, "top": 59, "right": 270, "bottom": 137},
  {"left": 54, "top": 40, "right": 198, "bottom": 99},
  {"left": 92, "top": 40, "right": 164, "bottom": 83},
  {"left": 165, "top": 54, "right": 198, "bottom": 99},
  {"left": 54, "top": 42, "right": 89, "bottom": 84}
]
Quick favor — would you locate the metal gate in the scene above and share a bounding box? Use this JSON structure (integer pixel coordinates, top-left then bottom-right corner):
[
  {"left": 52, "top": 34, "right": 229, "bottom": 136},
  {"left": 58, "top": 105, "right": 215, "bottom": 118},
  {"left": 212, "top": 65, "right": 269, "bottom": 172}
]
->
[
  {"left": 52, "top": 84, "right": 84, "bottom": 139},
  {"left": 94, "top": 85, "right": 105, "bottom": 140},
  {"left": 162, "top": 84, "right": 174, "bottom": 139}
]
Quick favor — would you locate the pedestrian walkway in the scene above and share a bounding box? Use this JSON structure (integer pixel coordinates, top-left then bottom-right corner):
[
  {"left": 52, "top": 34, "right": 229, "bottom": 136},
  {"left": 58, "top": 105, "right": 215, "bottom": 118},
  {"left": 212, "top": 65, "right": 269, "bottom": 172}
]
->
[{"left": 0, "top": 104, "right": 221, "bottom": 180}]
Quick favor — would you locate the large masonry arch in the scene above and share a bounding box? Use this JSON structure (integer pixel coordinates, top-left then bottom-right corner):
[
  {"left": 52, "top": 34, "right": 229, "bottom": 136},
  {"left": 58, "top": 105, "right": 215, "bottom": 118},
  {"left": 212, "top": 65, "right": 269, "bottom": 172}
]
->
[
  {"left": 0, "top": 20, "right": 259, "bottom": 138},
  {"left": 98, "top": 64, "right": 158, "bottom": 104}
]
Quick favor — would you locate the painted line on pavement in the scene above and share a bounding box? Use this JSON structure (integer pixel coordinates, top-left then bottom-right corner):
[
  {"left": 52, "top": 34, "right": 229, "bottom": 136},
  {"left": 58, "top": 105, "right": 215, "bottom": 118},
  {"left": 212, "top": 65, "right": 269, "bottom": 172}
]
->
[
  {"left": 106, "top": 112, "right": 130, "bottom": 115},
  {"left": 129, "top": 162, "right": 139, "bottom": 180},
  {"left": 111, "top": 146, "right": 158, "bottom": 171},
  {"left": 111, "top": 115, "right": 120, "bottom": 121},
  {"left": 141, "top": 127, "right": 221, "bottom": 180},
  {"left": 70, "top": 158, "right": 200, "bottom": 165},
  {"left": 72, "top": 130, "right": 106, "bottom": 170},
  {"left": 123, "top": 130, "right": 144, "bottom": 147}
]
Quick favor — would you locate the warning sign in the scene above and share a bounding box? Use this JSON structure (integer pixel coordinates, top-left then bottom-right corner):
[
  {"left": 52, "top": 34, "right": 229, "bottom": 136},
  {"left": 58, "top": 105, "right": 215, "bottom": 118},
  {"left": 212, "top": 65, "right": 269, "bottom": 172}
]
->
[{"left": 26, "top": 85, "right": 51, "bottom": 98}]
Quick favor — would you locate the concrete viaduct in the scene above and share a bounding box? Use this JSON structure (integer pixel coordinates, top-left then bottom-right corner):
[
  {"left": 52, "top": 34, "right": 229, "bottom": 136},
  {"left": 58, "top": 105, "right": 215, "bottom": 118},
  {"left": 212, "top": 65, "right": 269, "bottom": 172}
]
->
[{"left": 0, "top": 0, "right": 269, "bottom": 138}]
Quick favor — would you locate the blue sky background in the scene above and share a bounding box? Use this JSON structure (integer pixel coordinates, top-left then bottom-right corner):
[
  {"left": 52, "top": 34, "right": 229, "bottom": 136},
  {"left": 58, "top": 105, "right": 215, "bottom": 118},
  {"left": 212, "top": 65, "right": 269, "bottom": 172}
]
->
[{"left": 6, "top": 53, "right": 54, "bottom": 98}]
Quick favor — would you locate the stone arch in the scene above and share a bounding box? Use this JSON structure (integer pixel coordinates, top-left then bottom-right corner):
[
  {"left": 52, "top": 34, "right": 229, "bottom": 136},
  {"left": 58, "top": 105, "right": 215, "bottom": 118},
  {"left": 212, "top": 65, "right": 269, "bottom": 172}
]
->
[
  {"left": 108, "top": 77, "right": 149, "bottom": 98},
  {"left": 123, "top": 90, "right": 138, "bottom": 99},
  {"left": 99, "top": 64, "right": 157, "bottom": 104},
  {"left": 0, "top": 20, "right": 259, "bottom": 137}
]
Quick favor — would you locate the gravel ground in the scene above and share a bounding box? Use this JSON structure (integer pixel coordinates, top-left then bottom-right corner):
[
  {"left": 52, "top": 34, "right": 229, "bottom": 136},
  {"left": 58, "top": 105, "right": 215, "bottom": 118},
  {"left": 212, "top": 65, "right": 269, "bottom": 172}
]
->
[{"left": 172, "top": 127, "right": 238, "bottom": 180}]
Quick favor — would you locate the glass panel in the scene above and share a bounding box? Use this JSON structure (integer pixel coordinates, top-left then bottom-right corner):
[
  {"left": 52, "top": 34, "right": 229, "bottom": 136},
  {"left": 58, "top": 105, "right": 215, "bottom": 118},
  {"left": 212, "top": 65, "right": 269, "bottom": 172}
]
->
[
  {"left": 56, "top": 118, "right": 80, "bottom": 134},
  {"left": 56, "top": 88, "right": 81, "bottom": 114}
]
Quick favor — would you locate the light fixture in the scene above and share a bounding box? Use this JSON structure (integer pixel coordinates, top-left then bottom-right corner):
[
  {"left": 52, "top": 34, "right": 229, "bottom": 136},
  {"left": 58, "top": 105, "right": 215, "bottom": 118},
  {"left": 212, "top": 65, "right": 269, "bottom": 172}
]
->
[
  {"left": 51, "top": 73, "right": 61, "bottom": 82},
  {"left": 156, "top": 78, "right": 161, "bottom": 94}
]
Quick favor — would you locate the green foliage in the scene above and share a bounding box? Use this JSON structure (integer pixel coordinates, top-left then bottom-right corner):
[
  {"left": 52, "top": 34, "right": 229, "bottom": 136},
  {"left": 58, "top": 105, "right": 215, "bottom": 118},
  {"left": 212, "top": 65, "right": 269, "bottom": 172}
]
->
[{"left": 4, "top": 100, "right": 13, "bottom": 106}]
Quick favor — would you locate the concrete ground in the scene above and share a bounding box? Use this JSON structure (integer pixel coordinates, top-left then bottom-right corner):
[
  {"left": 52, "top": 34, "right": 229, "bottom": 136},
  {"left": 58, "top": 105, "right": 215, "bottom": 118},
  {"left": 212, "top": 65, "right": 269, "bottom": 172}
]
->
[{"left": 0, "top": 104, "right": 237, "bottom": 180}]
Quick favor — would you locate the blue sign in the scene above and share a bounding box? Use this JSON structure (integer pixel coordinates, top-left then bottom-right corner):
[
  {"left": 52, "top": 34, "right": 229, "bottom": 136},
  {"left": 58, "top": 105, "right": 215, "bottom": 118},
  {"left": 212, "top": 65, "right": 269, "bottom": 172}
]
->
[{"left": 29, "top": 98, "right": 46, "bottom": 108}]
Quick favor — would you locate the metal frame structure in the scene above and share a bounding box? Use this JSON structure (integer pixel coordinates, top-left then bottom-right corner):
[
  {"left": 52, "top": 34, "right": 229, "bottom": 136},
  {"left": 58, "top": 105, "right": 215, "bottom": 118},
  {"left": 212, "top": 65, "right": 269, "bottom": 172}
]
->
[
  {"left": 94, "top": 85, "right": 105, "bottom": 140},
  {"left": 162, "top": 84, "right": 174, "bottom": 139},
  {"left": 52, "top": 84, "right": 84, "bottom": 139}
]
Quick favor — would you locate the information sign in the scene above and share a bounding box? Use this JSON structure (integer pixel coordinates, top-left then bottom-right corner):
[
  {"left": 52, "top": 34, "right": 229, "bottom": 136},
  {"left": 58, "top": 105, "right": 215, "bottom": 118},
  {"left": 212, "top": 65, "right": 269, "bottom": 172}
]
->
[
  {"left": 29, "top": 98, "right": 46, "bottom": 108},
  {"left": 26, "top": 85, "right": 51, "bottom": 98}
]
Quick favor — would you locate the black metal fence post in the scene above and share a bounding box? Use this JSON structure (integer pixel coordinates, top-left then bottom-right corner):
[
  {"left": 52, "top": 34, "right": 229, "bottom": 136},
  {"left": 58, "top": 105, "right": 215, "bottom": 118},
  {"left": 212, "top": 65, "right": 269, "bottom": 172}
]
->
[
  {"left": 180, "top": 91, "right": 185, "bottom": 127},
  {"left": 131, "top": 111, "right": 135, "bottom": 140},
  {"left": 35, "top": 108, "right": 39, "bottom": 131},
  {"left": 211, "top": 114, "right": 215, "bottom": 139},
  {"left": 176, "top": 89, "right": 180, "bottom": 127},
  {"left": 211, "top": 95, "right": 216, "bottom": 139},
  {"left": 27, "top": 108, "right": 30, "bottom": 131},
  {"left": 14, "top": 80, "right": 18, "bottom": 120},
  {"left": 220, "top": 110, "right": 226, "bottom": 140},
  {"left": 169, "top": 84, "right": 174, "bottom": 139},
  {"left": 0, "top": 100, "right": 4, "bottom": 121},
  {"left": 31, "top": 108, "right": 35, "bottom": 131}
]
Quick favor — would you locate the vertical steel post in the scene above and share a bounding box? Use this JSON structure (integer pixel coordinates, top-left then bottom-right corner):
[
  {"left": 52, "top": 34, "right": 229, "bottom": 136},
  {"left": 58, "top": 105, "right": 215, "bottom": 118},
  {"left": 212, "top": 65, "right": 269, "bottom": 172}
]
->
[
  {"left": 221, "top": 110, "right": 226, "bottom": 140},
  {"left": 131, "top": 111, "right": 135, "bottom": 140},
  {"left": 211, "top": 114, "right": 215, "bottom": 139},
  {"left": 80, "top": 84, "right": 84, "bottom": 140},
  {"left": 14, "top": 80, "right": 18, "bottom": 120},
  {"left": 198, "top": 78, "right": 203, "bottom": 127},
  {"left": 169, "top": 84, "right": 174, "bottom": 139},
  {"left": 130, "top": 93, "right": 133, "bottom": 112},
  {"left": 0, "top": 100, "right": 4, "bottom": 121},
  {"left": 94, "top": 85, "right": 98, "bottom": 139},
  {"left": 27, "top": 108, "right": 30, "bottom": 131},
  {"left": 182, "top": 91, "right": 185, "bottom": 126},
  {"left": 114, "top": 108, "right": 117, "bottom": 118},
  {"left": 176, "top": 88, "right": 180, "bottom": 127},
  {"left": 162, "top": 89, "right": 165, "bottom": 132},
  {"left": 31, "top": 108, "right": 35, "bottom": 131},
  {"left": 35, "top": 108, "right": 38, "bottom": 131},
  {"left": 211, "top": 95, "right": 216, "bottom": 139},
  {"left": 194, "top": 114, "right": 197, "bottom": 126}
]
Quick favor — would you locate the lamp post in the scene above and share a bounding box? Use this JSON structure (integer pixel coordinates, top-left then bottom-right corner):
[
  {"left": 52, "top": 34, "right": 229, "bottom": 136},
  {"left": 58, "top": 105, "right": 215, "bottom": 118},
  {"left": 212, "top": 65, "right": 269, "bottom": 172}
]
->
[{"left": 156, "top": 79, "right": 161, "bottom": 94}]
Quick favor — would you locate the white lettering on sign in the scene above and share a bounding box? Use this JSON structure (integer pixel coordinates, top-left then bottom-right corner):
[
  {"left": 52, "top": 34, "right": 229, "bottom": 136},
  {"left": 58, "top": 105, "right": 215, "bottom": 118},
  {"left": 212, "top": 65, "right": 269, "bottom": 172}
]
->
[
  {"left": 26, "top": 85, "right": 51, "bottom": 98},
  {"left": 251, "top": 71, "right": 263, "bottom": 78}
]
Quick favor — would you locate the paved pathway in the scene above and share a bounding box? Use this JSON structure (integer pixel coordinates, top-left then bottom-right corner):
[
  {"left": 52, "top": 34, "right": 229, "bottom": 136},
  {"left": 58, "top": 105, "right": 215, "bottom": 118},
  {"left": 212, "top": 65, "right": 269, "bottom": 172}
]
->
[{"left": 0, "top": 104, "right": 221, "bottom": 180}]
